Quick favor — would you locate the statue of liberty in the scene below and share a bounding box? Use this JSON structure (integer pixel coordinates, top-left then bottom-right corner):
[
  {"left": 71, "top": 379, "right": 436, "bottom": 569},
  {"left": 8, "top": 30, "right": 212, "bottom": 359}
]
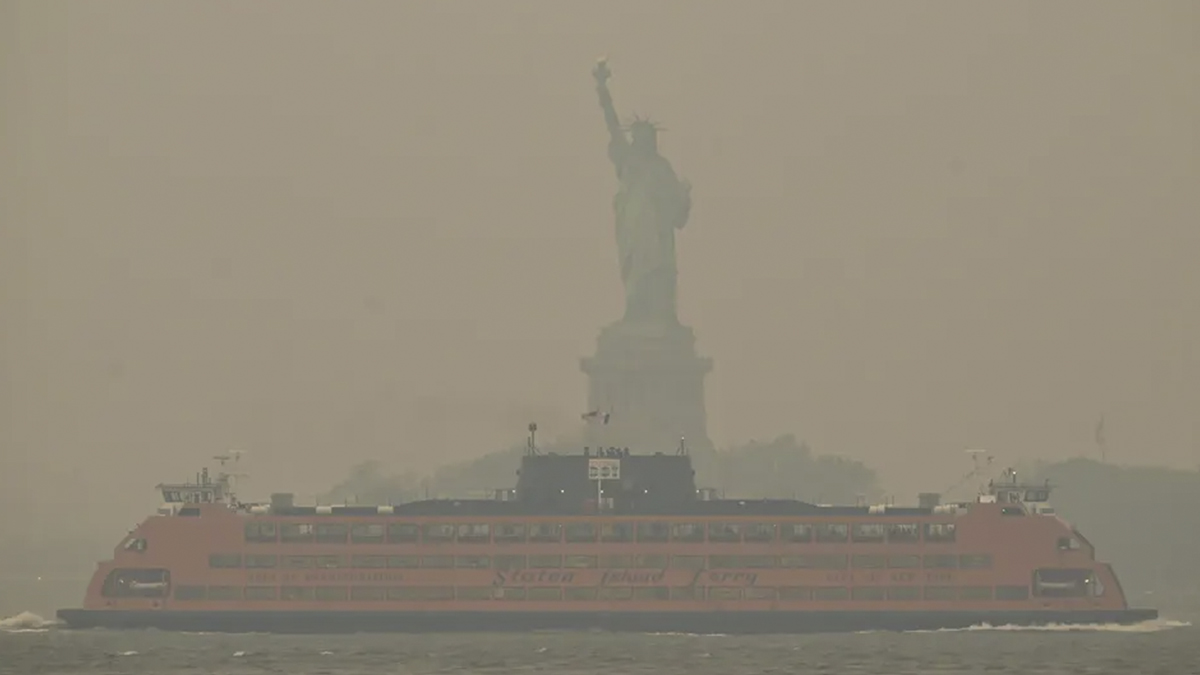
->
[{"left": 593, "top": 59, "right": 692, "bottom": 327}]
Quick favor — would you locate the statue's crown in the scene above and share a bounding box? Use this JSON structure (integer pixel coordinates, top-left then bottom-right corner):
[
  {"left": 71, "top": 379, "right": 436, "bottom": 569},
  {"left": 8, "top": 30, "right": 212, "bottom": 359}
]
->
[{"left": 623, "top": 114, "right": 663, "bottom": 133}]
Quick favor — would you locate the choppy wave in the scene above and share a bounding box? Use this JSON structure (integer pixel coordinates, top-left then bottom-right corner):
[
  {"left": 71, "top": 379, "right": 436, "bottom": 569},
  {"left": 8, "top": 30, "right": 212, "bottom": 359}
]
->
[
  {"left": 0, "top": 611, "right": 59, "bottom": 632},
  {"left": 898, "top": 618, "right": 1191, "bottom": 634}
]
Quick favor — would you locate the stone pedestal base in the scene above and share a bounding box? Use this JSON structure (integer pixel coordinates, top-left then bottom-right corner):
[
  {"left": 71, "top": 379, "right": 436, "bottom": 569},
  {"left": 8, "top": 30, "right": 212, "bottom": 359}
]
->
[{"left": 579, "top": 320, "right": 713, "bottom": 454}]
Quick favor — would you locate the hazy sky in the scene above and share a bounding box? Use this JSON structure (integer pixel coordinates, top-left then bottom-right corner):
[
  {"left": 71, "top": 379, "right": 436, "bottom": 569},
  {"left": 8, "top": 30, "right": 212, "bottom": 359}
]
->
[{"left": 2, "top": 1, "right": 1197, "bottom": 541}]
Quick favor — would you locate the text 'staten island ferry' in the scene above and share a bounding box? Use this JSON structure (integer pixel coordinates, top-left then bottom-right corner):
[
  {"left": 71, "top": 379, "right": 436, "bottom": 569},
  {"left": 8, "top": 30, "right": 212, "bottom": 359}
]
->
[{"left": 58, "top": 429, "right": 1156, "bottom": 633}]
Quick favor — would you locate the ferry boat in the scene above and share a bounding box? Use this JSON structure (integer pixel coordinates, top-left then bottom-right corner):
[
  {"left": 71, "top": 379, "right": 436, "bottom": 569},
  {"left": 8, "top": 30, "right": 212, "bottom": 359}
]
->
[{"left": 57, "top": 431, "right": 1156, "bottom": 633}]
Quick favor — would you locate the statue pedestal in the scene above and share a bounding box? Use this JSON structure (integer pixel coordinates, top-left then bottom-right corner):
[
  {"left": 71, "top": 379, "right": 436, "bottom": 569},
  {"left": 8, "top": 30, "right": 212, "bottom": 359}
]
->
[{"left": 579, "top": 320, "right": 713, "bottom": 453}]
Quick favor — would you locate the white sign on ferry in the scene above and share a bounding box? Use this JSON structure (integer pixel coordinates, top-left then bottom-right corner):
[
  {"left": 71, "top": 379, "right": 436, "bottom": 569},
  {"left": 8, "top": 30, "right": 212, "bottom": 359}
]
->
[{"left": 588, "top": 459, "right": 621, "bottom": 480}]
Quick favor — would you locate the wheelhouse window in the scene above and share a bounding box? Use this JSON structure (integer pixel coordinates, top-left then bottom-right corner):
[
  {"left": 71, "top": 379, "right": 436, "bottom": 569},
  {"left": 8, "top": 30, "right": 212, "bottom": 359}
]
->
[
  {"left": 244, "top": 522, "right": 277, "bottom": 543},
  {"left": 600, "top": 522, "right": 633, "bottom": 542},
  {"left": 495, "top": 523, "right": 526, "bottom": 543},
  {"left": 529, "top": 523, "right": 562, "bottom": 542},
  {"left": 456, "top": 523, "right": 490, "bottom": 543},
  {"left": 315, "top": 523, "right": 348, "bottom": 544},
  {"left": 387, "top": 523, "right": 419, "bottom": 543},
  {"left": 924, "top": 522, "right": 956, "bottom": 543},
  {"left": 565, "top": 523, "right": 596, "bottom": 542},
  {"left": 815, "top": 523, "right": 849, "bottom": 543},
  {"left": 852, "top": 523, "right": 886, "bottom": 543},
  {"left": 886, "top": 523, "right": 920, "bottom": 543},
  {"left": 350, "top": 523, "right": 385, "bottom": 544},
  {"left": 636, "top": 521, "right": 670, "bottom": 542},
  {"left": 743, "top": 523, "right": 776, "bottom": 542},
  {"left": 671, "top": 523, "right": 705, "bottom": 543},
  {"left": 423, "top": 523, "right": 455, "bottom": 543},
  {"left": 1033, "top": 568, "right": 1095, "bottom": 598},
  {"left": 708, "top": 522, "right": 741, "bottom": 543},
  {"left": 280, "top": 523, "right": 314, "bottom": 543},
  {"left": 780, "top": 523, "right": 813, "bottom": 543}
]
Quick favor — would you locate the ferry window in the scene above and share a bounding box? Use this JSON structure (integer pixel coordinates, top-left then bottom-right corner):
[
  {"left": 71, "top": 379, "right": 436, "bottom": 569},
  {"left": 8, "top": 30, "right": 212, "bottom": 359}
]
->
[
  {"left": 528, "top": 554, "right": 562, "bottom": 568},
  {"left": 887, "top": 586, "right": 920, "bottom": 601},
  {"left": 423, "top": 523, "right": 455, "bottom": 543},
  {"left": 600, "top": 522, "right": 634, "bottom": 542},
  {"left": 565, "top": 523, "right": 596, "bottom": 542},
  {"left": 244, "top": 522, "right": 277, "bottom": 543},
  {"left": 564, "top": 552, "right": 597, "bottom": 566},
  {"left": 600, "top": 554, "right": 633, "bottom": 568},
  {"left": 1033, "top": 568, "right": 1093, "bottom": 597},
  {"left": 887, "top": 523, "right": 920, "bottom": 543},
  {"left": 743, "top": 523, "right": 776, "bottom": 542},
  {"left": 852, "top": 523, "right": 886, "bottom": 543},
  {"left": 633, "top": 587, "right": 670, "bottom": 601},
  {"left": 670, "top": 586, "right": 703, "bottom": 600},
  {"left": 207, "top": 585, "right": 239, "bottom": 600},
  {"left": 387, "top": 555, "right": 420, "bottom": 568},
  {"left": 246, "top": 554, "right": 278, "bottom": 569},
  {"left": 315, "top": 586, "right": 348, "bottom": 601},
  {"left": 778, "top": 586, "right": 812, "bottom": 601},
  {"left": 708, "top": 522, "right": 741, "bottom": 543},
  {"left": 566, "top": 587, "right": 598, "bottom": 601},
  {"left": 457, "top": 523, "right": 490, "bottom": 543},
  {"left": 455, "top": 587, "right": 494, "bottom": 600},
  {"left": 455, "top": 555, "right": 490, "bottom": 569},
  {"left": 815, "top": 523, "right": 849, "bottom": 543},
  {"left": 924, "top": 523, "right": 956, "bottom": 543},
  {"left": 671, "top": 523, "right": 705, "bottom": 543},
  {"left": 746, "top": 587, "right": 776, "bottom": 600},
  {"left": 350, "top": 523, "right": 385, "bottom": 544},
  {"left": 851, "top": 587, "right": 886, "bottom": 601},
  {"left": 708, "top": 587, "right": 742, "bottom": 601},
  {"left": 996, "top": 585, "right": 1029, "bottom": 601},
  {"left": 209, "top": 553, "right": 242, "bottom": 568},
  {"left": 283, "top": 556, "right": 314, "bottom": 569},
  {"left": 281, "top": 586, "right": 314, "bottom": 601},
  {"left": 598, "top": 587, "right": 633, "bottom": 600},
  {"left": 244, "top": 586, "right": 276, "bottom": 600},
  {"left": 174, "top": 585, "right": 205, "bottom": 600},
  {"left": 851, "top": 554, "right": 887, "bottom": 569},
  {"left": 495, "top": 523, "right": 526, "bottom": 543},
  {"left": 780, "top": 523, "right": 813, "bottom": 543},
  {"left": 636, "top": 521, "right": 670, "bottom": 542},
  {"left": 315, "top": 523, "right": 348, "bottom": 544},
  {"left": 780, "top": 554, "right": 848, "bottom": 569},
  {"left": 422, "top": 555, "right": 454, "bottom": 569},
  {"left": 352, "top": 555, "right": 388, "bottom": 569},
  {"left": 280, "top": 523, "right": 314, "bottom": 543},
  {"left": 741, "top": 555, "right": 776, "bottom": 568},
  {"left": 959, "top": 586, "right": 992, "bottom": 600},
  {"left": 636, "top": 554, "right": 668, "bottom": 568},
  {"left": 388, "top": 586, "right": 453, "bottom": 601},
  {"left": 923, "top": 554, "right": 957, "bottom": 569},
  {"left": 387, "top": 523, "right": 420, "bottom": 543},
  {"left": 314, "top": 556, "right": 342, "bottom": 569},
  {"left": 351, "top": 587, "right": 387, "bottom": 601},
  {"left": 494, "top": 555, "right": 526, "bottom": 571},
  {"left": 527, "top": 587, "right": 563, "bottom": 601},
  {"left": 709, "top": 555, "right": 739, "bottom": 568},
  {"left": 923, "top": 586, "right": 956, "bottom": 601},
  {"left": 1025, "top": 489, "right": 1049, "bottom": 502},
  {"left": 671, "top": 555, "right": 705, "bottom": 569},
  {"left": 887, "top": 555, "right": 921, "bottom": 569},
  {"left": 959, "top": 554, "right": 993, "bottom": 569},
  {"left": 1056, "top": 536, "right": 1081, "bottom": 551},
  {"left": 528, "top": 523, "right": 562, "bottom": 542},
  {"left": 495, "top": 587, "right": 526, "bottom": 600}
]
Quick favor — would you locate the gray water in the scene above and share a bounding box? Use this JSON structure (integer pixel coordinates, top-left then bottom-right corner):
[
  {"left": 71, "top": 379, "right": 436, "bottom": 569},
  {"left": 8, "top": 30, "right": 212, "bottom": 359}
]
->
[{"left": 1, "top": 613, "right": 1195, "bottom": 675}]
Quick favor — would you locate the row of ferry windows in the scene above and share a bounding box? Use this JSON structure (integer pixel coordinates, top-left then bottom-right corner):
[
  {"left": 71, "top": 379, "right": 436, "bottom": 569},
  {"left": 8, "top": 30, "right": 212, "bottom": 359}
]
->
[
  {"left": 210, "top": 552, "right": 992, "bottom": 570},
  {"left": 175, "top": 584, "right": 1029, "bottom": 602},
  {"left": 243, "top": 521, "right": 957, "bottom": 544}
]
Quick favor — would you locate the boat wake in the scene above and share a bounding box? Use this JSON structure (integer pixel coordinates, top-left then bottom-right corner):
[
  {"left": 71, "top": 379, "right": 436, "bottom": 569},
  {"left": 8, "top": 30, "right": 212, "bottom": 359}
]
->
[
  {"left": 0, "top": 611, "right": 60, "bottom": 633},
  {"left": 897, "top": 618, "right": 1191, "bottom": 634}
]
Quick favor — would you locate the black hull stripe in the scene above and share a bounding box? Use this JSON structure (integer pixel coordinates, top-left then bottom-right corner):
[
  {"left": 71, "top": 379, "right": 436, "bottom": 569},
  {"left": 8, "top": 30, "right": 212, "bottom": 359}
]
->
[{"left": 56, "top": 608, "right": 1158, "bottom": 634}]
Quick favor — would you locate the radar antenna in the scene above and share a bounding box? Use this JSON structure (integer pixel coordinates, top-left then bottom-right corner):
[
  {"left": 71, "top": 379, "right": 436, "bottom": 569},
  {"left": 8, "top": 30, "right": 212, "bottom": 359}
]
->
[
  {"left": 941, "top": 448, "right": 994, "bottom": 497},
  {"left": 526, "top": 423, "right": 539, "bottom": 457}
]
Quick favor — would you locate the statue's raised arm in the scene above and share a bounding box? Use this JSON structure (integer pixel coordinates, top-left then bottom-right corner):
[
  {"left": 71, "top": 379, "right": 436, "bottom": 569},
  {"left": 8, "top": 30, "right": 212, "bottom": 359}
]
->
[{"left": 593, "top": 58, "right": 627, "bottom": 156}]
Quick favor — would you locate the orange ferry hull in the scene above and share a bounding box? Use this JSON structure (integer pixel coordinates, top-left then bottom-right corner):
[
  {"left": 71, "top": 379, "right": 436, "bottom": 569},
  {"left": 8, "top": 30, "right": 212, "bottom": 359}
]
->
[{"left": 56, "top": 607, "right": 1157, "bottom": 633}]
